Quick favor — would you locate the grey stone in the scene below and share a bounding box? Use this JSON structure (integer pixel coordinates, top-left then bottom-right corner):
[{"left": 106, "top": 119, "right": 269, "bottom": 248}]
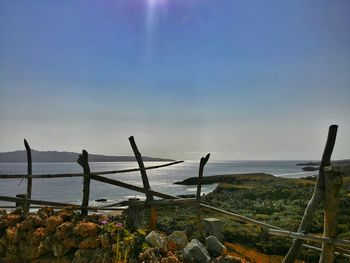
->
[
  {"left": 204, "top": 218, "right": 222, "bottom": 241},
  {"left": 206, "top": 235, "right": 226, "bottom": 257},
  {"left": 167, "top": 230, "right": 188, "bottom": 251},
  {"left": 183, "top": 239, "right": 211, "bottom": 263},
  {"left": 145, "top": 231, "right": 167, "bottom": 251}
]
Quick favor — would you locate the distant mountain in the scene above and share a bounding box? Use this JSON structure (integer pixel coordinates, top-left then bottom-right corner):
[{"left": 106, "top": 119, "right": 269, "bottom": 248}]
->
[{"left": 0, "top": 149, "right": 174, "bottom": 163}]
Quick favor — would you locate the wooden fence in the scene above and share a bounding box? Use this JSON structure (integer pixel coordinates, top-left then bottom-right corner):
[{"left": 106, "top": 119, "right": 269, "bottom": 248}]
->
[{"left": 0, "top": 127, "right": 350, "bottom": 262}]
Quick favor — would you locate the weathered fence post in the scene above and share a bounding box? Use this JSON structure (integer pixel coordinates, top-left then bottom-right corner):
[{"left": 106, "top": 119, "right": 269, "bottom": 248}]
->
[
  {"left": 196, "top": 154, "right": 210, "bottom": 202},
  {"left": 15, "top": 194, "right": 27, "bottom": 210},
  {"left": 319, "top": 166, "right": 343, "bottom": 263},
  {"left": 77, "top": 150, "right": 91, "bottom": 216},
  {"left": 24, "top": 139, "right": 32, "bottom": 212},
  {"left": 129, "top": 136, "right": 153, "bottom": 201},
  {"left": 128, "top": 136, "right": 156, "bottom": 229},
  {"left": 196, "top": 154, "right": 210, "bottom": 237},
  {"left": 283, "top": 125, "right": 338, "bottom": 263}
]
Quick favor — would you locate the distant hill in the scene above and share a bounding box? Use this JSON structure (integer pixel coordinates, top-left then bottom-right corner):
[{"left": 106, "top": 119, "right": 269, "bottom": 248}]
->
[
  {"left": 297, "top": 159, "right": 350, "bottom": 166},
  {"left": 0, "top": 150, "right": 174, "bottom": 163}
]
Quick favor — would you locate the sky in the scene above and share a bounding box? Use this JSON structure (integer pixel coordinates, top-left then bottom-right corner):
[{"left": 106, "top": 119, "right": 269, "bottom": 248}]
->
[{"left": 0, "top": 0, "right": 349, "bottom": 161}]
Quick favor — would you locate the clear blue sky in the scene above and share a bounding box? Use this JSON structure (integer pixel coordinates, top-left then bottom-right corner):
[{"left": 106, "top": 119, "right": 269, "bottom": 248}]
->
[{"left": 1, "top": 0, "right": 349, "bottom": 160}]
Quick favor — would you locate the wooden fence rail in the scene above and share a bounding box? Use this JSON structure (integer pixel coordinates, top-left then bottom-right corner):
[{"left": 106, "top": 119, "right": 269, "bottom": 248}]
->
[
  {"left": 0, "top": 137, "right": 183, "bottom": 214},
  {"left": 0, "top": 161, "right": 184, "bottom": 179},
  {"left": 0, "top": 126, "right": 349, "bottom": 262}
]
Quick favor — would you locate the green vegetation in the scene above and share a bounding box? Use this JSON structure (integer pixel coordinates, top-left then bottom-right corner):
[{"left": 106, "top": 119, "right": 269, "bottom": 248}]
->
[{"left": 158, "top": 174, "right": 350, "bottom": 262}]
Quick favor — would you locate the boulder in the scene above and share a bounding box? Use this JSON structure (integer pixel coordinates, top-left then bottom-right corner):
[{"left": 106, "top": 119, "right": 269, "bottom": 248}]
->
[
  {"left": 145, "top": 231, "right": 167, "bottom": 252},
  {"left": 167, "top": 231, "right": 188, "bottom": 252},
  {"left": 206, "top": 235, "right": 226, "bottom": 257},
  {"left": 183, "top": 239, "right": 211, "bottom": 263},
  {"left": 0, "top": 214, "right": 20, "bottom": 228},
  {"left": 24, "top": 214, "right": 44, "bottom": 228},
  {"left": 56, "top": 222, "right": 74, "bottom": 240},
  {"left": 38, "top": 234, "right": 54, "bottom": 256},
  {"left": 79, "top": 236, "right": 100, "bottom": 249},
  {"left": 52, "top": 241, "right": 68, "bottom": 257},
  {"left": 63, "top": 237, "right": 80, "bottom": 250},
  {"left": 73, "top": 222, "right": 98, "bottom": 237},
  {"left": 46, "top": 216, "right": 64, "bottom": 233},
  {"left": 30, "top": 227, "right": 46, "bottom": 246}
]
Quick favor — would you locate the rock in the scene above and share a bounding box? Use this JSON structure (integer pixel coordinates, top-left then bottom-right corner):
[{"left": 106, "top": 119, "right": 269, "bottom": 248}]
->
[
  {"left": 73, "top": 222, "right": 99, "bottom": 237},
  {"left": 38, "top": 234, "right": 54, "bottom": 256},
  {"left": 214, "top": 255, "right": 242, "bottom": 263},
  {"left": 25, "top": 215, "right": 44, "bottom": 228},
  {"left": 57, "top": 209, "right": 74, "bottom": 222},
  {"left": 46, "top": 216, "right": 64, "bottom": 233},
  {"left": 37, "top": 206, "right": 54, "bottom": 217},
  {"left": 30, "top": 227, "right": 46, "bottom": 246},
  {"left": 0, "top": 214, "right": 20, "bottom": 228},
  {"left": 145, "top": 231, "right": 167, "bottom": 252},
  {"left": 6, "top": 227, "right": 17, "bottom": 244},
  {"left": 302, "top": 166, "right": 319, "bottom": 171},
  {"left": 204, "top": 218, "right": 222, "bottom": 241},
  {"left": 183, "top": 239, "right": 211, "bottom": 263},
  {"left": 79, "top": 236, "right": 100, "bottom": 249},
  {"left": 161, "top": 251, "right": 181, "bottom": 263},
  {"left": 95, "top": 198, "right": 107, "bottom": 202},
  {"left": 85, "top": 213, "right": 102, "bottom": 223},
  {"left": 139, "top": 247, "right": 162, "bottom": 262},
  {"left": 63, "top": 237, "right": 80, "bottom": 250},
  {"left": 206, "top": 235, "right": 226, "bottom": 257},
  {"left": 18, "top": 242, "right": 40, "bottom": 260},
  {"left": 56, "top": 222, "right": 74, "bottom": 240},
  {"left": 167, "top": 231, "right": 188, "bottom": 252},
  {"left": 52, "top": 241, "right": 69, "bottom": 257},
  {"left": 73, "top": 248, "right": 110, "bottom": 263}
]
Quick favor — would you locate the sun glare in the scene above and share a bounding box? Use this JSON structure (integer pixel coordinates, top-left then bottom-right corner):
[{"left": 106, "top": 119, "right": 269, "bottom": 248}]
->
[{"left": 146, "top": 0, "right": 167, "bottom": 50}]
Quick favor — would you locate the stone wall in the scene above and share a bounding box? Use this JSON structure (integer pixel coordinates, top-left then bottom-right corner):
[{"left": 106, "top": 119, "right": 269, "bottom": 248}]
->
[{"left": 0, "top": 208, "right": 115, "bottom": 263}]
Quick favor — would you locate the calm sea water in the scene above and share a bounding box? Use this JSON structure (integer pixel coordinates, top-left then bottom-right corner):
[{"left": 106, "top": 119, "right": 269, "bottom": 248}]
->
[{"left": 0, "top": 161, "right": 315, "bottom": 207}]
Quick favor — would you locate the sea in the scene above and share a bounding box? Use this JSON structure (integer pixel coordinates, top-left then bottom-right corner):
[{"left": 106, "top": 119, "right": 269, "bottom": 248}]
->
[{"left": 0, "top": 161, "right": 316, "bottom": 207}]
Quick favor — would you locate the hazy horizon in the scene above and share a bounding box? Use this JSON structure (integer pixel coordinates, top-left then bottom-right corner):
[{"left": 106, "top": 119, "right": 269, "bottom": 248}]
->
[{"left": 1, "top": 1, "right": 349, "bottom": 161}]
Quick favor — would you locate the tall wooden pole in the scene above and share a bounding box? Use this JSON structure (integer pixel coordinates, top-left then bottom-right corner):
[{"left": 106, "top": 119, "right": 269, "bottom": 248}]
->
[
  {"left": 196, "top": 154, "right": 210, "bottom": 237},
  {"left": 77, "top": 150, "right": 91, "bottom": 216},
  {"left": 283, "top": 125, "right": 338, "bottom": 262},
  {"left": 24, "top": 139, "right": 32, "bottom": 212},
  {"left": 196, "top": 154, "right": 210, "bottom": 201},
  {"left": 319, "top": 166, "right": 343, "bottom": 263}
]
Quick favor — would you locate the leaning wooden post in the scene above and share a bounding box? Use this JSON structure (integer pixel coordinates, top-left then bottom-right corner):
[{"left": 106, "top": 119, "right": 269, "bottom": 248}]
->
[
  {"left": 129, "top": 136, "right": 153, "bottom": 201},
  {"left": 283, "top": 125, "right": 338, "bottom": 263},
  {"left": 196, "top": 154, "right": 210, "bottom": 202},
  {"left": 77, "top": 150, "right": 91, "bottom": 216},
  {"left": 196, "top": 154, "right": 210, "bottom": 234},
  {"left": 319, "top": 166, "right": 343, "bottom": 263},
  {"left": 24, "top": 139, "right": 32, "bottom": 213},
  {"left": 129, "top": 136, "right": 155, "bottom": 229}
]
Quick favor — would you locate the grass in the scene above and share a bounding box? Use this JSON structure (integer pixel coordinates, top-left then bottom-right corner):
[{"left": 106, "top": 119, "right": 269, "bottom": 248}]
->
[{"left": 156, "top": 173, "right": 350, "bottom": 262}]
